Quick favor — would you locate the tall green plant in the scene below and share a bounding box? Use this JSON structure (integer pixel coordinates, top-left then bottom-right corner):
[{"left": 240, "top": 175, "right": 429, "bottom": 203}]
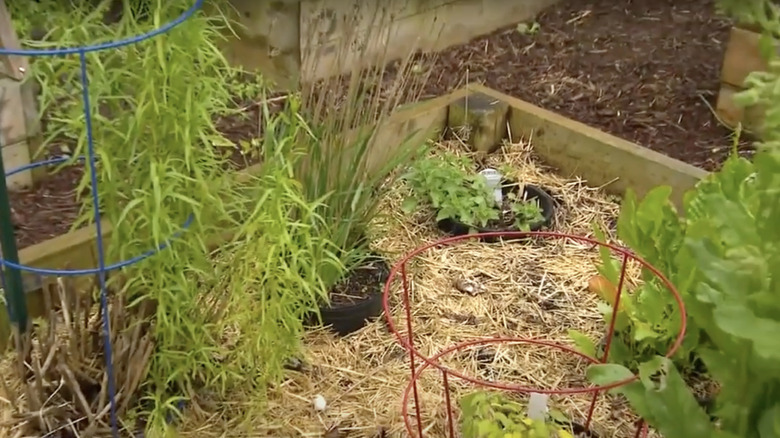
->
[
  {"left": 10, "top": 1, "right": 272, "bottom": 432},
  {"left": 207, "top": 96, "right": 345, "bottom": 411},
  {"left": 289, "top": 8, "right": 437, "bottom": 286}
]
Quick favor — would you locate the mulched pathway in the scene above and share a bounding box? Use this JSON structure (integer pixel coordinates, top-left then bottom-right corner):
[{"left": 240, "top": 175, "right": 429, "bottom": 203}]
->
[
  {"left": 6, "top": 0, "right": 753, "bottom": 249},
  {"left": 426, "top": 0, "right": 752, "bottom": 169}
]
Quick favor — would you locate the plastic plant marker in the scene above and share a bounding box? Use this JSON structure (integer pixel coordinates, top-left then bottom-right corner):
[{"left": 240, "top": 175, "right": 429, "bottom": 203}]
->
[
  {"left": 479, "top": 168, "right": 503, "bottom": 205},
  {"left": 527, "top": 392, "right": 549, "bottom": 421}
]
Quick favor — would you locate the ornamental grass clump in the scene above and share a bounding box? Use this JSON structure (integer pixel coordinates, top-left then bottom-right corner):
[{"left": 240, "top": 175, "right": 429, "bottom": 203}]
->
[{"left": 289, "top": 6, "right": 439, "bottom": 296}]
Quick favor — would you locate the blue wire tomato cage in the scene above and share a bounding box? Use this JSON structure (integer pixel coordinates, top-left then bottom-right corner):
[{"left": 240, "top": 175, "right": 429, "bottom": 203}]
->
[{"left": 0, "top": 2, "right": 204, "bottom": 436}]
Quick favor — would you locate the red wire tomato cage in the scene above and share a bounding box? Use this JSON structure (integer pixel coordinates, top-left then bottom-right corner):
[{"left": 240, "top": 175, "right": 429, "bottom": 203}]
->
[{"left": 381, "top": 231, "right": 687, "bottom": 437}]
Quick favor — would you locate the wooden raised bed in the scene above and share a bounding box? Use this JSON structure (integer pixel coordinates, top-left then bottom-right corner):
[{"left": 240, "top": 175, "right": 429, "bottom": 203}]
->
[
  {"left": 0, "top": 85, "right": 707, "bottom": 349},
  {"left": 466, "top": 84, "right": 707, "bottom": 208},
  {"left": 716, "top": 26, "right": 777, "bottom": 133}
]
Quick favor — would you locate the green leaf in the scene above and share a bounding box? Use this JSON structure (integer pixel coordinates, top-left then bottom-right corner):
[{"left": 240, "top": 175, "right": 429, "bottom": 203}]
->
[
  {"left": 697, "top": 195, "right": 761, "bottom": 247},
  {"left": 633, "top": 322, "right": 659, "bottom": 342},
  {"left": 594, "top": 357, "right": 716, "bottom": 438},
  {"left": 758, "top": 32, "right": 776, "bottom": 62},
  {"left": 712, "top": 303, "right": 780, "bottom": 361},
  {"left": 401, "top": 197, "right": 418, "bottom": 214},
  {"left": 757, "top": 404, "right": 780, "bottom": 438},
  {"left": 633, "top": 357, "right": 717, "bottom": 438},
  {"left": 567, "top": 329, "right": 597, "bottom": 358},
  {"left": 586, "top": 363, "right": 635, "bottom": 386},
  {"left": 686, "top": 238, "right": 764, "bottom": 300},
  {"left": 616, "top": 188, "right": 640, "bottom": 247},
  {"left": 547, "top": 408, "right": 571, "bottom": 425},
  {"left": 592, "top": 222, "right": 621, "bottom": 284}
]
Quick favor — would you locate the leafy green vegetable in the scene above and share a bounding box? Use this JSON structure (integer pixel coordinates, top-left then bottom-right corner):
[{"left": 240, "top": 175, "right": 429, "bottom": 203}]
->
[
  {"left": 587, "top": 357, "right": 728, "bottom": 438},
  {"left": 402, "top": 150, "right": 542, "bottom": 231},
  {"left": 460, "top": 391, "right": 575, "bottom": 438},
  {"left": 585, "top": 66, "right": 780, "bottom": 438},
  {"left": 582, "top": 188, "right": 694, "bottom": 372},
  {"left": 402, "top": 148, "right": 498, "bottom": 228}
]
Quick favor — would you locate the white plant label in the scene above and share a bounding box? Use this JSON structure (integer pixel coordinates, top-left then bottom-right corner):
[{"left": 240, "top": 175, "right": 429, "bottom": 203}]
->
[
  {"left": 527, "top": 392, "right": 549, "bottom": 421},
  {"left": 479, "top": 168, "right": 503, "bottom": 205}
]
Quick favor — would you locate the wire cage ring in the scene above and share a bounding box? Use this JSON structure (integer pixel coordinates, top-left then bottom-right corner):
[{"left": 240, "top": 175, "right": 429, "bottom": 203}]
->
[{"left": 382, "top": 230, "right": 687, "bottom": 437}]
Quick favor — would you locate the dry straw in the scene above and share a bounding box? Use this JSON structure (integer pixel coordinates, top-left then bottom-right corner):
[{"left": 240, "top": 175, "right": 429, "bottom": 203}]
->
[
  {"left": 176, "top": 138, "right": 657, "bottom": 438},
  {"left": 0, "top": 275, "right": 154, "bottom": 438}
]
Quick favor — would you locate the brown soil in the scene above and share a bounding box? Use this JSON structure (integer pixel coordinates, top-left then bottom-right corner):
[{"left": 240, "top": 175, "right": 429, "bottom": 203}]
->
[
  {"left": 327, "top": 257, "right": 390, "bottom": 307},
  {"left": 426, "top": 0, "right": 753, "bottom": 170},
  {"left": 9, "top": 166, "right": 83, "bottom": 249}
]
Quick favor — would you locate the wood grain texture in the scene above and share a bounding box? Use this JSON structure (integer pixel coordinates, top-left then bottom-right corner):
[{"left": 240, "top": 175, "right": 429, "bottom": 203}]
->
[
  {"left": 720, "top": 26, "right": 774, "bottom": 88},
  {"left": 0, "top": 0, "right": 28, "bottom": 81},
  {"left": 467, "top": 84, "right": 706, "bottom": 211}
]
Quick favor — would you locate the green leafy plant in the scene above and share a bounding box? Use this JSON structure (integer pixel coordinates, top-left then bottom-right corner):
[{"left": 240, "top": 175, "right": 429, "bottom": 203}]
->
[
  {"left": 9, "top": 1, "right": 330, "bottom": 434},
  {"left": 568, "top": 125, "right": 761, "bottom": 371},
  {"left": 715, "top": 0, "right": 779, "bottom": 31},
  {"left": 516, "top": 21, "right": 540, "bottom": 35},
  {"left": 288, "top": 10, "right": 436, "bottom": 293},
  {"left": 509, "top": 192, "right": 544, "bottom": 231},
  {"left": 584, "top": 9, "right": 780, "bottom": 430},
  {"left": 402, "top": 150, "right": 543, "bottom": 231},
  {"left": 587, "top": 357, "right": 727, "bottom": 438},
  {"left": 588, "top": 148, "right": 780, "bottom": 438},
  {"left": 568, "top": 188, "right": 695, "bottom": 372},
  {"left": 208, "top": 101, "right": 345, "bottom": 405},
  {"left": 402, "top": 148, "right": 499, "bottom": 227},
  {"left": 460, "top": 391, "right": 575, "bottom": 438}
]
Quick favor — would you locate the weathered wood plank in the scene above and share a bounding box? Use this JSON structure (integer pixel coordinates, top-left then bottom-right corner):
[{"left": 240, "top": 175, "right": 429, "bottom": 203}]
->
[
  {"left": 467, "top": 84, "right": 707, "bottom": 210},
  {"left": 720, "top": 26, "right": 774, "bottom": 88},
  {"left": 0, "top": 0, "right": 28, "bottom": 81}
]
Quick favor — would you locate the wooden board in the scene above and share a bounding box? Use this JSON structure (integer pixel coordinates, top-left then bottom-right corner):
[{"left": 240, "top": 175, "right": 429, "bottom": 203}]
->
[
  {"left": 467, "top": 84, "right": 707, "bottom": 211},
  {"left": 0, "top": 0, "right": 28, "bottom": 81},
  {"left": 716, "top": 83, "right": 765, "bottom": 132},
  {"left": 720, "top": 26, "right": 774, "bottom": 88}
]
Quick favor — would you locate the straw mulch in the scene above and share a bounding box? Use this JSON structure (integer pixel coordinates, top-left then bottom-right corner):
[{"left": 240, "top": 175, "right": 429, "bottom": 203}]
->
[
  {"left": 0, "top": 276, "right": 154, "bottom": 438},
  {"left": 179, "top": 138, "right": 654, "bottom": 438}
]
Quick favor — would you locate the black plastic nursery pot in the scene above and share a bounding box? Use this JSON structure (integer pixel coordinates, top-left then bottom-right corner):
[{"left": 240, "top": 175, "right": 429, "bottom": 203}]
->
[
  {"left": 436, "top": 182, "right": 556, "bottom": 242},
  {"left": 568, "top": 422, "right": 599, "bottom": 438},
  {"left": 315, "top": 255, "right": 391, "bottom": 336}
]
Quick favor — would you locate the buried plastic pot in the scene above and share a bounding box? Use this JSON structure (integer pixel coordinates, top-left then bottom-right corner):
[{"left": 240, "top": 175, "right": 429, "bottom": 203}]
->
[
  {"left": 314, "top": 255, "right": 391, "bottom": 336},
  {"left": 437, "top": 180, "right": 556, "bottom": 241}
]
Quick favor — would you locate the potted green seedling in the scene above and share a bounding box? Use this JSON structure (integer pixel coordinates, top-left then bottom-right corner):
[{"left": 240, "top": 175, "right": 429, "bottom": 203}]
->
[{"left": 402, "top": 149, "right": 555, "bottom": 242}]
